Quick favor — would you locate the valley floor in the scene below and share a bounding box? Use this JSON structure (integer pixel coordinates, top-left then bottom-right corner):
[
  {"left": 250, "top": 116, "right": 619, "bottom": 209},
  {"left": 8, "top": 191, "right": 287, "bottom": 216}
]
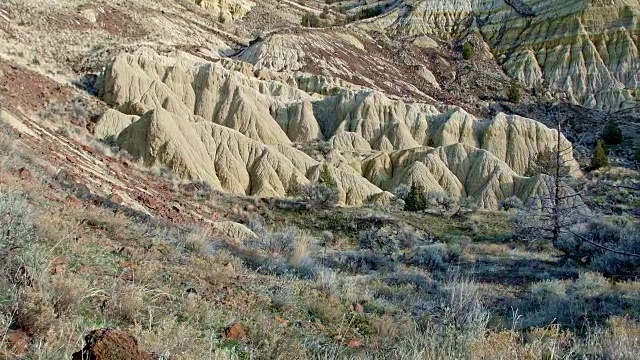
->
[{"left": 1, "top": 114, "right": 639, "bottom": 359}]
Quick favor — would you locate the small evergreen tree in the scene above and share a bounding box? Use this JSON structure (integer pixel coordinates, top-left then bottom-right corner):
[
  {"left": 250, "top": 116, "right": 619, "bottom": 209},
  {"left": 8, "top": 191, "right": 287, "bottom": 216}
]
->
[
  {"left": 462, "top": 42, "right": 474, "bottom": 60},
  {"left": 525, "top": 147, "right": 570, "bottom": 177},
  {"left": 602, "top": 120, "right": 623, "bottom": 145},
  {"left": 508, "top": 79, "right": 522, "bottom": 104},
  {"left": 319, "top": 164, "right": 338, "bottom": 189},
  {"left": 590, "top": 140, "right": 609, "bottom": 169},
  {"left": 404, "top": 182, "right": 426, "bottom": 212},
  {"left": 301, "top": 13, "right": 321, "bottom": 27},
  {"left": 319, "top": 6, "right": 329, "bottom": 19}
]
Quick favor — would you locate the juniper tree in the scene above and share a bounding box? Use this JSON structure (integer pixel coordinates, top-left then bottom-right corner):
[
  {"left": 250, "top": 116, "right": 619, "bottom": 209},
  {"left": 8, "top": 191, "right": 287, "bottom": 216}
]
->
[
  {"left": 462, "top": 42, "right": 474, "bottom": 60},
  {"left": 404, "top": 182, "right": 426, "bottom": 212},
  {"left": 508, "top": 79, "right": 522, "bottom": 104},
  {"left": 590, "top": 140, "right": 609, "bottom": 170},
  {"left": 602, "top": 119, "right": 623, "bottom": 145}
]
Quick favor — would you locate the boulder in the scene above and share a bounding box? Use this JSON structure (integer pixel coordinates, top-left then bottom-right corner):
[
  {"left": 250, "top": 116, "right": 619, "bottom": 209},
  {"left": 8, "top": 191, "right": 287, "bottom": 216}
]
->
[{"left": 72, "top": 328, "right": 153, "bottom": 360}]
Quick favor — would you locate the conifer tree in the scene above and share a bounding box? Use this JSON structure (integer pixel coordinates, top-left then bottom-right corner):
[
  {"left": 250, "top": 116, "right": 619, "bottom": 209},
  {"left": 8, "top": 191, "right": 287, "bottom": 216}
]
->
[
  {"left": 462, "top": 42, "right": 474, "bottom": 60},
  {"left": 590, "top": 140, "right": 609, "bottom": 169},
  {"left": 319, "top": 164, "right": 338, "bottom": 189},
  {"left": 508, "top": 79, "right": 522, "bottom": 104},
  {"left": 602, "top": 120, "right": 623, "bottom": 145},
  {"left": 404, "top": 182, "right": 426, "bottom": 212}
]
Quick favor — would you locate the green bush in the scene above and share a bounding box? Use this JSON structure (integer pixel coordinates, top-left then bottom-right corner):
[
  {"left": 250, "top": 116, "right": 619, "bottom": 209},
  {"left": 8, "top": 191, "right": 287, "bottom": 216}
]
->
[
  {"left": 555, "top": 219, "right": 640, "bottom": 276},
  {"left": 602, "top": 120, "right": 623, "bottom": 145},
  {"left": 508, "top": 79, "right": 522, "bottom": 104},
  {"left": 404, "top": 182, "right": 426, "bottom": 212},
  {"left": 462, "top": 42, "right": 474, "bottom": 60},
  {"left": 590, "top": 140, "right": 609, "bottom": 170},
  {"left": 301, "top": 13, "right": 322, "bottom": 27},
  {"left": 524, "top": 147, "right": 570, "bottom": 177}
]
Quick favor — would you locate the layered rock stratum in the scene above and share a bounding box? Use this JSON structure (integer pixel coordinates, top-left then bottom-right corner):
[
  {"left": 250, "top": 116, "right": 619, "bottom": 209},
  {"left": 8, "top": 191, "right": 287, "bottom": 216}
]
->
[
  {"left": 238, "top": 0, "right": 640, "bottom": 111},
  {"left": 95, "top": 48, "right": 581, "bottom": 209}
]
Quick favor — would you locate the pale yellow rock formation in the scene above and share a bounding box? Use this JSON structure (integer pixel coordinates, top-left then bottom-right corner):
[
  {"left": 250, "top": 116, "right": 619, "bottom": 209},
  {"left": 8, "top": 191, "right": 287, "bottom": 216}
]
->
[
  {"left": 94, "top": 109, "right": 139, "bottom": 140},
  {"left": 210, "top": 221, "right": 257, "bottom": 241},
  {"left": 96, "top": 48, "right": 582, "bottom": 209},
  {"left": 368, "top": 0, "right": 640, "bottom": 110},
  {"left": 194, "top": 0, "right": 255, "bottom": 22}
]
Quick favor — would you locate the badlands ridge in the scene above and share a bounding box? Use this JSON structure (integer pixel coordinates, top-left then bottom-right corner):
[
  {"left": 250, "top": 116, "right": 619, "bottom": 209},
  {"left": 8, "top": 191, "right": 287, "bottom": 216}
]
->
[{"left": 95, "top": 48, "right": 580, "bottom": 209}]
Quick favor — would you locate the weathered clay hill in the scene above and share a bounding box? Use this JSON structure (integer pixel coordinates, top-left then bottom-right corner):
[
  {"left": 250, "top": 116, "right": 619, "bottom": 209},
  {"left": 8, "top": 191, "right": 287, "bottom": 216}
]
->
[
  {"left": 240, "top": 0, "right": 640, "bottom": 111},
  {"left": 95, "top": 48, "right": 580, "bottom": 208}
]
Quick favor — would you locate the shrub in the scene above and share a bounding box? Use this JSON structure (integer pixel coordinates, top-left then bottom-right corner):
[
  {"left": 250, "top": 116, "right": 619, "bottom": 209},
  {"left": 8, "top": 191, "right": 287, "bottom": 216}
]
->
[
  {"left": 300, "top": 182, "right": 339, "bottom": 209},
  {"left": 347, "top": 5, "right": 384, "bottom": 21},
  {"left": 0, "top": 191, "right": 35, "bottom": 251},
  {"left": 392, "top": 183, "right": 411, "bottom": 201},
  {"left": 301, "top": 13, "right": 321, "bottom": 27},
  {"left": 425, "top": 191, "right": 458, "bottom": 212},
  {"left": 524, "top": 146, "right": 570, "bottom": 177},
  {"left": 319, "top": 7, "right": 329, "bottom": 19},
  {"left": 358, "top": 227, "right": 399, "bottom": 257},
  {"left": 462, "top": 42, "right": 474, "bottom": 60},
  {"left": 602, "top": 120, "right": 623, "bottom": 145},
  {"left": 384, "top": 271, "right": 435, "bottom": 291},
  {"left": 404, "top": 182, "right": 426, "bottom": 212},
  {"left": 318, "top": 164, "right": 338, "bottom": 189},
  {"left": 591, "top": 140, "right": 609, "bottom": 169},
  {"left": 459, "top": 196, "right": 479, "bottom": 213},
  {"left": 499, "top": 196, "right": 523, "bottom": 211},
  {"left": 324, "top": 250, "right": 394, "bottom": 274},
  {"left": 508, "top": 79, "right": 522, "bottom": 104},
  {"left": 258, "top": 226, "right": 300, "bottom": 256},
  {"left": 555, "top": 219, "right": 640, "bottom": 276},
  {"left": 408, "top": 244, "right": 447, "bottom": 271},
  {"left": 301, "top": 165, "right": 340, "bottom": 209},
  {"left": 406, "top": 243, "right": 460, "bottom": 272}
]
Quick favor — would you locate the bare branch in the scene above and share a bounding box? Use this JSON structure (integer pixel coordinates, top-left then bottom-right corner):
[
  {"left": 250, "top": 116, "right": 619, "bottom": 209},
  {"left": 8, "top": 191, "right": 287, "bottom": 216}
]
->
[
  {"left": 564, "top": 229, "right": 640, "bottom": 258},
  {"left": 599, "top": 182, "right": 640, "bottom": 191}
]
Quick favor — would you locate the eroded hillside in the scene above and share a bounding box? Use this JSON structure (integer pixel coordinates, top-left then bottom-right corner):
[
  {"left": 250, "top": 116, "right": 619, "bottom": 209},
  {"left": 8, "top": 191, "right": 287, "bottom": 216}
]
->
[{"left": 93, "top": 48, "right": 581, "bottom": 208}]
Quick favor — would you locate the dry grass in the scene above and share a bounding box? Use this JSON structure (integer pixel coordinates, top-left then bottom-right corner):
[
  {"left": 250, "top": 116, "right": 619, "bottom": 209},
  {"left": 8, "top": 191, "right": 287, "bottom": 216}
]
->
[{"left": 1, "top": 128, "right": 639, "bottom": 360}]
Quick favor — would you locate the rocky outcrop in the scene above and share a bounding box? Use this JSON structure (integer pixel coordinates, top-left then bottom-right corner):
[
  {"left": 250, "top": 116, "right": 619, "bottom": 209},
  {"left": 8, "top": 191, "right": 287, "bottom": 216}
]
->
[
  {"left": 193, "top": 0, "right": 255, "bottom": 23},
  {"left": 72, "top": 328, "right": 153, "bottom": 360},
  {"left": 96, "top": 49, "right": 581, "bottom": 209},
  {"left": 370, "top": 0, "right": 640, "bottom": 111},
  {"left": 236, "top": 1, "right": 640, "bottom": 111},
  {"left": 211, "top": 221, "right": 258, "bottom": 241}
]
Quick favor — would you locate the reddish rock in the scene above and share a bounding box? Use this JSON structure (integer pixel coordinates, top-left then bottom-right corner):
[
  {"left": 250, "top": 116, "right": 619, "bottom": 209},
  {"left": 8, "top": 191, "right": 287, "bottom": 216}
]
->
[
  {"left": 66, "top": 154, "right": 77, "bottom": 163},
  {"left": 120, "top": 267, "right": 135, "bottom": 282},
  {"left": 346, "top": 339, "right": 363, "bottom": 349},
  {"left": 72, "top": 328, "right": 153, "bottom": 360},
  {"left": 275, "top": 316, "right": 288, "bottom": 326},
  {"left": 352, "top": 302, "right": 364, "bottom": 313},
  {"left": 119, "top": 246, "right": 137, "bottom": 258},
  {"left": 67, "top": 194, "right": 83, "bottom": 207},
  {"left": 145, "top": 197, "right": 159, "bottom": 209},
  {"left": 18, "top": 167, "right": 33, "bottom": 181},
  {"left": 5, "top": 330, "right": 30, "bottom": 355},
  {"left": 223, "top": 323, "right": 249, "bottom": 340},
  {"left": 109, "top": 193, "right": 124, "bottom": 205}
]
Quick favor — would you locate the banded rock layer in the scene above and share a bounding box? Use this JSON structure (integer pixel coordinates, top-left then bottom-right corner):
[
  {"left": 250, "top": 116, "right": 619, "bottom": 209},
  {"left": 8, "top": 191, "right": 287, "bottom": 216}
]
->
[
  {"left": 389, "top": 0, "right": 640, "bottom": 110},
  {"left": 95, "top": 49, "right": 580, "bottom": 208},
  {"left": 240, "top": 0, "right": 640, "bottom": 111}
]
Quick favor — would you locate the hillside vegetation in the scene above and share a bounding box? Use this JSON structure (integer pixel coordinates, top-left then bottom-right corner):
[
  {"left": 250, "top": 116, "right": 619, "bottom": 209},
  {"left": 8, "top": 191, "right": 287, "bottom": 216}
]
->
[{"left": 0, "top": 0, "right": 639, "bottom": 358}]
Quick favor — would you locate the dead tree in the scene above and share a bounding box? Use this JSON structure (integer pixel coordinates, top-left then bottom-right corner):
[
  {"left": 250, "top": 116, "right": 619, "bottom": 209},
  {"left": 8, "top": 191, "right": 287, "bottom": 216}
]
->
[{"left": 516, "top": 116, "right": 640, "bottom": 261}]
